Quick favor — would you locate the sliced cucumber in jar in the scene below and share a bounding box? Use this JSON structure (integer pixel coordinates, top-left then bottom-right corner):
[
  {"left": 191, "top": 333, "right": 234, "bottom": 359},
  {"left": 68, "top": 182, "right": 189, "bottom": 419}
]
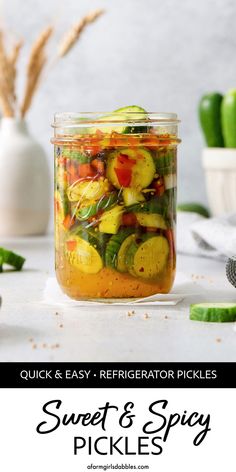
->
[
  {"left": 135, "top": 213, "right": 167, "bottom": 229},
  {"left": 105, "top": 228, "right": 134, "bottom": 270},
  {"left": 99, "top": 205, "right": 124, "bottom": 234},
  {"left": 65, "top": 235, "right": 103, "bottom": 274},
  {"left": 115, "top": 106, "right": 149, "bottom": 134},
  {"left": 71, "top": 225, "right": 109, "bottom": 253},
  {"left": 107, "top": 148, "right": 155, "bottom": 190},
  {"left": 122, "top": 188, "right": 145, "bottom": 206},
  {"left": 154, "top": 148, "right": 176, "bottom": 175},
  {"left": 126, "top": 234, "right": 169, "bottom": 279},
  {"left": 75, "top": 192, "right": 119, "bottom": 221},
  {"left": 117, "top": 233, "right": 136, "bottom": 272},
  {"left": 127, "top": 190, "right": 176, "bottom": 225},
  {"left": 127, "top": 193, "right": 169, "bottom": 216},
  {"left": 89, "top": 106, "right": 148, "bottom": 134},
  {"left": 67, "top": 178, "right": 110, "bottom": 202}
]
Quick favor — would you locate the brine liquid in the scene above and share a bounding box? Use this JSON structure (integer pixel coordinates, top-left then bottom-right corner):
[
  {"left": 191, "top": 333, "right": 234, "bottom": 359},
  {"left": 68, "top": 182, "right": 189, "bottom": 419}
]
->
[{"left": 56, "top": 239, "right": 176, "bottom": 299}]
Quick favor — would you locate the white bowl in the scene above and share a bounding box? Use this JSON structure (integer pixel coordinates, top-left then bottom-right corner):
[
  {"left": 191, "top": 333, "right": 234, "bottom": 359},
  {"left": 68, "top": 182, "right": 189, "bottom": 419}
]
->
[{"left": 202, "top": 147, "right": 236, "bottom": 216}]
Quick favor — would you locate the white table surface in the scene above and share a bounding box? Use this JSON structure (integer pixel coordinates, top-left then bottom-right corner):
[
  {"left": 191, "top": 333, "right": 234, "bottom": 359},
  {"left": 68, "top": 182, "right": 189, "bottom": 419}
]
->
[{"left": 0, "top": 236, "right": 235, "bottom": 362}]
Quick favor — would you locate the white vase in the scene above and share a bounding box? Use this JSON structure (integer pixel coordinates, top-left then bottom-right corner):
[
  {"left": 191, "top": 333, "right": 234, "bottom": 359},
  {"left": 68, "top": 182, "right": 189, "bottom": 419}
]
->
[
  {"left": 202, "top": 147, "right": 236, "bottom": 216},
  {"left": 0, "top": 117, "right": 50, "bottom": 236}
]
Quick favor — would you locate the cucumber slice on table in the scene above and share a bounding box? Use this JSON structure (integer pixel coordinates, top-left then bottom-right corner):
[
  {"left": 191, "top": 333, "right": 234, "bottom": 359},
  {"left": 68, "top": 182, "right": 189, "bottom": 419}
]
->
[
  {"left": 90, "top": 106, "right": 148, "bottom": 134},
  {"left": 190, "top": 303, "right": 236, "bottom": 322},
  {"left": 107, "top": 148, "right": 155, "bottom": 190},
  {"left": 126, "top": 234, "right": 169, "bottom": 279},
  {"left": 65, "top": 235, "right": 103, "bottom": 274},
  {"left": 0, "top": 248, "right": 25, "bottom": 271},
  {"left": 105, "top": 228, "right": 134, "bottom": 270}
]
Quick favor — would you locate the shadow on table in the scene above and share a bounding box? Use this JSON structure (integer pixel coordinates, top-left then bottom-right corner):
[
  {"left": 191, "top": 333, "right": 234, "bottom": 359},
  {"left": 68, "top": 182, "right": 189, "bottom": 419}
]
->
[
  {"left": 0, "top": 323, "right": 42, "bottom": 348},
  {"left": 2, "top": 268, "right": 40, "bottom": 274}
]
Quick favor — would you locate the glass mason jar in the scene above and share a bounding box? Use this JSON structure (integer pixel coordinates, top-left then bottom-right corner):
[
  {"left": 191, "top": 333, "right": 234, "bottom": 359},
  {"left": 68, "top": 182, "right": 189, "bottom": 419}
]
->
[{"left": 51, "top": 111, "right": 180, "bottom": 299}]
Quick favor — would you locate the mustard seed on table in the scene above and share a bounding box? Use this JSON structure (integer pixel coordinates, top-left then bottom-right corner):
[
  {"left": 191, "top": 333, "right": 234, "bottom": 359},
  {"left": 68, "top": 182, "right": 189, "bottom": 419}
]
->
[{"left": 127, "top": 310, "right": 135, "bottom": 317}]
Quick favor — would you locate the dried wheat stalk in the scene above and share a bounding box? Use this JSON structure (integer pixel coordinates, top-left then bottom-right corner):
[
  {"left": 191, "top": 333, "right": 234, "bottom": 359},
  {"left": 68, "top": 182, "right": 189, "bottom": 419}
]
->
[
  {"left": 8, "top": 40, "right": 23, "bottom": 104},
  {"left": 0, "top": 8, "right": 104, "bottom": 118},
  {"left": 0, "top": 31, "right": 14, "bottom": 117},
  {"left": 9, "top": 40, "right": 23, "bottom": 66},
  {"left": 58, "top": 9, "right": 104, "bottom": 58},
  {"left": 21, "top": 54, "right": 46, "bottom": 118},
  {"left": 20, "top": 26, "right": 53, "bottom": 117}
]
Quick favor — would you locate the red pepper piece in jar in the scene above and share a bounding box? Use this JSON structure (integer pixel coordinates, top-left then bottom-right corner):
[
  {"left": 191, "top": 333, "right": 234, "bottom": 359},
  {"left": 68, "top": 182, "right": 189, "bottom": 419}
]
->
[
  {"left": 63, "top": 214, "right": 75, "bottom": 230},
  {"left": 91, "top": 159, "right": 105, "bottom": 175},
  {"left": 66, "top": 240, "right": 77, "bottom": 251},
  {"left": 58, "top": 157, "right": 67, "bottom": 166},
  {"left": 66, "top": 161, "right": 78, "bottom": 184},
  {"left": 117, "top": 153, "right": 136, "bottom": 167},
  {"left": 122, "top": 213, "right": 137, "bottom": 226},
  {"left": 114, "top": 167, "right": 132, "bottom": 187},
  {"left": 78, "top": 163, "right": 97, "bottom": 178},
  {"left": 68, "top": 163, "right": 78, "bottom": 179},
  {"left": 54, "top": 198, "right": 60, "bottom": 214},
  {"left": 153, "top": 176, "right": 165, "bottom": 196},
  {"left": 114, "top": 153, "right": 137, "bottom": 186}
]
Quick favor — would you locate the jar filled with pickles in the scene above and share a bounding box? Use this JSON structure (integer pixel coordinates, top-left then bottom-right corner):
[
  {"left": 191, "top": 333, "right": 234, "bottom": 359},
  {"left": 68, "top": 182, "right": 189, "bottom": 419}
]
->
[{"left": 51, "top": 107, "right": 180, "bottom": 299}]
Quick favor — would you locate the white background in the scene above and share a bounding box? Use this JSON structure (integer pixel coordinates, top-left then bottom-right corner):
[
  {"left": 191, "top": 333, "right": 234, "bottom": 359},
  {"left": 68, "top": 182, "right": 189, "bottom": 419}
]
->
[
  {"left": 2, "top": 0, "right": 236, "bottom": 223},
  {"left": 0, "top": 388, "right": 234, "bottom": 471}
]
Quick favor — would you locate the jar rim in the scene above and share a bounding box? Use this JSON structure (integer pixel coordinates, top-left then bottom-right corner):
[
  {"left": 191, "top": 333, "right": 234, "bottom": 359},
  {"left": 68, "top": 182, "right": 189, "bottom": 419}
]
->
[{"left": 52, "top": 111, "right": 180, "bottom": 128}]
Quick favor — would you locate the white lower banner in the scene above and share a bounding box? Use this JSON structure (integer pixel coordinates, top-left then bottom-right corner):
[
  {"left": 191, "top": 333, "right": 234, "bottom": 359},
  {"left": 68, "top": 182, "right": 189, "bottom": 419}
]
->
[{"left": 0, "top": 388, "right": 234, "bottom": 471}]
